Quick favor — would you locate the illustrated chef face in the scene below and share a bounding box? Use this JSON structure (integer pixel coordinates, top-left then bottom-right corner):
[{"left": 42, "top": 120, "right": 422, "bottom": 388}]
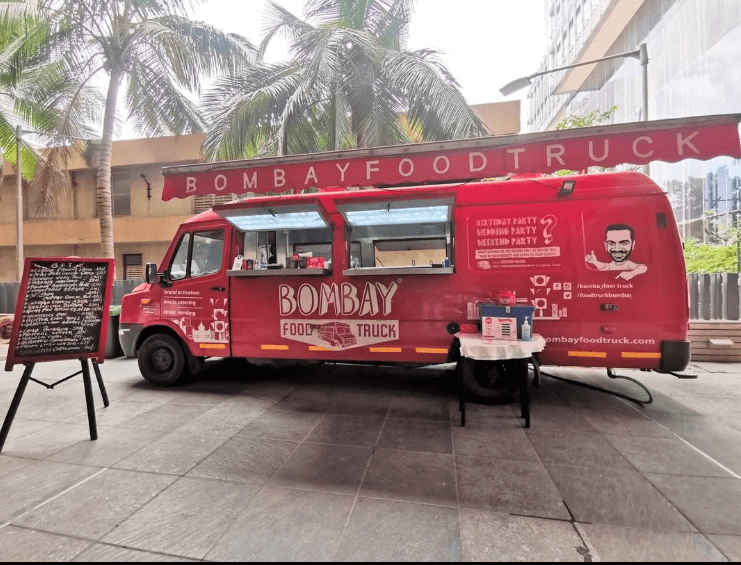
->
[{"left": 604, "top": 224, "right": 635, "bottom": 264}]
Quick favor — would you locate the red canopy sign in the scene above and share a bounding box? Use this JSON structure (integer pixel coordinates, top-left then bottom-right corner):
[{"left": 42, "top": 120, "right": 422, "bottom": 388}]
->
[{"left": 162, "top": 114, "right": 741, "bottom": 201}]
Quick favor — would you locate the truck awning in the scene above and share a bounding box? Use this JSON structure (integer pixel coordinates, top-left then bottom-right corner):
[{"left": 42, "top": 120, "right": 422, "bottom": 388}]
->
[{"left": 161, "top": 114, "right": 741, "bottom": 201}]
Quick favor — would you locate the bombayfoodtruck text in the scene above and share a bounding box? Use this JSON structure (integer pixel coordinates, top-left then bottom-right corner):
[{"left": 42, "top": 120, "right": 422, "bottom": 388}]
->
[{"left": 547, "top": 335, "right": 656, "bottom": 345}]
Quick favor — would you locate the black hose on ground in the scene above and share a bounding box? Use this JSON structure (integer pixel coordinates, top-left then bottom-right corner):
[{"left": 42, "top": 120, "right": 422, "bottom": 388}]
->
[{"left": 535, "top": 367, "right": 654, "bottom": 406}]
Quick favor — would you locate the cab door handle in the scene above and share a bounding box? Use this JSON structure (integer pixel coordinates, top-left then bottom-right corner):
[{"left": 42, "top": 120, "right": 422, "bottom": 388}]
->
[{"left": 210, "top": 286, "right": 226, "bottom": 292}]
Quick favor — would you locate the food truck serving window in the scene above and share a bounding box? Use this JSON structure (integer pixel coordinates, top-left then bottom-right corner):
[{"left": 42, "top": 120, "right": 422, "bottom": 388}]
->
[
  {"left": 216, "top": 203, "right": 333, "bottom": 275},
  {"left": 337, "top": 198, "right": 454, "bottom": 276}
]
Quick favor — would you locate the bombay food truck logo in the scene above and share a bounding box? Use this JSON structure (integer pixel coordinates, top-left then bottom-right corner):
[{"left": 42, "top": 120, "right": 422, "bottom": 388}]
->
[{"left": 278, "top": 282, "right": 400, "bottom": 350}]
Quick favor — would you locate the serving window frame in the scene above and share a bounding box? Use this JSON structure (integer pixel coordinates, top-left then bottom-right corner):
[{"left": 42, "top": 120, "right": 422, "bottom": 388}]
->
[
  {"left": 216, "top": 200, "right": 335, "bottom": 277},
  {"left": 336, "top": 197, "right": 456, "bottom": 276}
]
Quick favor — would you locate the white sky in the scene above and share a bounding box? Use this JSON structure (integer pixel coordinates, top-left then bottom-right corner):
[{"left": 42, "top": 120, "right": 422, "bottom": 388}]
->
[{"left": 193, "top": 0, "right": 548, "bottom": 106}]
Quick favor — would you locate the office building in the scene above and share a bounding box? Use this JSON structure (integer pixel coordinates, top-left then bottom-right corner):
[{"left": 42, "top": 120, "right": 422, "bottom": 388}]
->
[{"left": 529, "top": 0, "right": 741, "bottom": 241}]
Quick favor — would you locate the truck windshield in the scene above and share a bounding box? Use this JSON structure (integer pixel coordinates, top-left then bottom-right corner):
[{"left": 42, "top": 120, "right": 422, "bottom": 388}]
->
[
  {"left": 169, "top": 230, "right": 224, "bottom": 279},
  {"left": 169, "top": 233, "right": 191, "bottom": 281}
]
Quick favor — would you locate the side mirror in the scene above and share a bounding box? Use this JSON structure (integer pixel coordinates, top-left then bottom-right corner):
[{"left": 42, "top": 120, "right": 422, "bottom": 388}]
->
[{"left": 145, "top": 263, "right": 159, "bottom": 284}]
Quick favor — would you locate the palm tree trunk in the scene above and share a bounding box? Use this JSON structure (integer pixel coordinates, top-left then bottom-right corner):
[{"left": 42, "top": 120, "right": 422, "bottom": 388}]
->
[{"left": 96, "top": 69, "right": 123, "bottom": 261}]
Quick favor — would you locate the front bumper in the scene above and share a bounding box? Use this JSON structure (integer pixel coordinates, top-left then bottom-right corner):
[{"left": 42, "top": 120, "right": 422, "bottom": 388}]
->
[{"left": 119, "top": 323, "right": 144, "bottom": 358}]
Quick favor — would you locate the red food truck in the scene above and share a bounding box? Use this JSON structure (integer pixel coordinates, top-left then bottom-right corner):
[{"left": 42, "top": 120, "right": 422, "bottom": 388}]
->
[{"left": 119, "top": 115, "right": 741, "bottom": 396}]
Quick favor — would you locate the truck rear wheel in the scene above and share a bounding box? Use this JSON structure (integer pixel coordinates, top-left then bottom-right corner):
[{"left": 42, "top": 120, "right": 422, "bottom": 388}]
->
[
  {"left": 138, "top": 334, "right": 187, "bottom": 387},
  {"left": 462, "top": 359, "right": 517, "bottom": 403}
]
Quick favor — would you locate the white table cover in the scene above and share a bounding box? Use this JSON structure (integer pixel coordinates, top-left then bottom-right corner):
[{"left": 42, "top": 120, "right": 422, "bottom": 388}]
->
[{"left": 456, "top": 333, "right": 545, "bottom": 360}]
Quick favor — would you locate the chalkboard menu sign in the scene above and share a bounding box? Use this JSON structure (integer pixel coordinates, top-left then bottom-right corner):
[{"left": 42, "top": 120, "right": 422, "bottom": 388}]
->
[{"left": 5, "top": 257, "right": 115, "bottom": 370}]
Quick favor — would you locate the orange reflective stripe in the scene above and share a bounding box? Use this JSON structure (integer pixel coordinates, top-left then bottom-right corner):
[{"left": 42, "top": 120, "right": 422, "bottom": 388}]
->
[
  {"left": 568, "top": 351, "right": 607, "bottom": 358},
  {"left": 621, "top": 352, "right": 661, "bottom": 359}
]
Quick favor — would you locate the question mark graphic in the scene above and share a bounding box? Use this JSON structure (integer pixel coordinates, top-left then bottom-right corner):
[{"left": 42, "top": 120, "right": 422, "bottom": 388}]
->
[{"left": 540, "top": 214, "right": 557, "bottom": 244}]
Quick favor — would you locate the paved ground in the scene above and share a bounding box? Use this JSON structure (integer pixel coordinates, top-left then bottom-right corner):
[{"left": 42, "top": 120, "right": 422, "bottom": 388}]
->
[{"left": 1, "top": 342, "right": 740, "bottom": 561}]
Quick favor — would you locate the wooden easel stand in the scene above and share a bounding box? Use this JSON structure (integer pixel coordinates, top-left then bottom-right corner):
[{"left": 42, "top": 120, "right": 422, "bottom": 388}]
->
[{"left": 0, "top": 359, "right": 109, "bottom": 453}]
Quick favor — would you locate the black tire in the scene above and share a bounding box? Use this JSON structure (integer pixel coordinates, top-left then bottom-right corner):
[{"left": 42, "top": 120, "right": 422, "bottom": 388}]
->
[
  {"left": 187, "top": 354, "right": 205, "bottom": 376},
  {"left": 461, "top": 359, "right": 518, "bottom": 403},
  {"left": 138, "top": 334, "right": 188, "bottom": 386}
]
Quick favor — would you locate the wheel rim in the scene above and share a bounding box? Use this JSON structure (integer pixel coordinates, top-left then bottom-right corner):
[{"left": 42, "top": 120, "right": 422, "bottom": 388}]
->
[{"left": 152, "top": 347, "right": 174, "bottom": 372}]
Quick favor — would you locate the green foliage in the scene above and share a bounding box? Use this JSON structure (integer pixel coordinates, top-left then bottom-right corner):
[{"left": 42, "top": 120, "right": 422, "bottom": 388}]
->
[
  {"left": 555, "top": 106, "right": 618, "bottom": 130},
  {"left": 684, "top": 221, "right": 741, "bottom": 273},
  {"left": 550, "top": 106, "right": 621, "bottom": 175},
  {"left": 683, "top": 237, "right": 739, "bottom": 273},
  {"left": 0, "top": 3, "right": 58, "bottom": 183}
]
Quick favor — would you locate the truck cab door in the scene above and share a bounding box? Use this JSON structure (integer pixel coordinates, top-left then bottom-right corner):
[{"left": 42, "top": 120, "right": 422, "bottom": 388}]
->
[{"left": 163, "top": 227, "right": 231, "bottom": 358}]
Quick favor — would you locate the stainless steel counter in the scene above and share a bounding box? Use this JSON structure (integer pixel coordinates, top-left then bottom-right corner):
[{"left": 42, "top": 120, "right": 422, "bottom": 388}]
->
[
  {"left": 342, "top": 266, "right": 454, "bottom": 276},
  {"left": 227, "top": 268, "right": 331, "bottom": 277}
]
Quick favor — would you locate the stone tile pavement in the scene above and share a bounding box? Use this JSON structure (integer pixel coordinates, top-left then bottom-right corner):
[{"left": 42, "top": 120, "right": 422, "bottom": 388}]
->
[{"left": 0, "top": 342, "right": 740, "bottom": 561}]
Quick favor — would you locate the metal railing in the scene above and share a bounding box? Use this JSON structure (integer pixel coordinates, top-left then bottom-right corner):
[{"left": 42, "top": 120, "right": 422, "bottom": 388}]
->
[
  {"left": 689, "top": 273, "right": 740, "bottom": 321},
  {"left": 0, "top": 282, "right": 20, "bottom": 315}
]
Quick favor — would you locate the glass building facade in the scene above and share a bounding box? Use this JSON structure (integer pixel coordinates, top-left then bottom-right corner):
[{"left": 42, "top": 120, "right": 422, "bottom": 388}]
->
[{"left": 529, "top": 0, "right": 741, "bottom": 243}]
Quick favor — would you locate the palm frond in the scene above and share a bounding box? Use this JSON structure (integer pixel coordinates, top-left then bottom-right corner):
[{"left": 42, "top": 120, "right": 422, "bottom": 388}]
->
[
  {"left": 131, "top": 16, "right": 256, "bottom": 88},
  {"left": 371, "top": 0, "right": 413, "bottom": 49},
  {"left": 202, "top": 0, "right": 485, "bottom": 166},
  {"left": 346, "top": 62, "right": 406, "bottom": 147},
  {"left": 0, "top": 107, "right": 40, "bottom": 180},
  {"left": 276, "top": 78, "right": 326, "bottom": 155},
  {"left": 29, "top": 143, "right": 77, "bottom": 218},
  {"left": 202, "top": 63, "right": 304, "bottom": 160},
  {"left": 259, "top": 0, "right": 314, "bottom": 60},
  {"left": 0, "top": 1, "right": 44, "bottom": 19},
  {"left": 127, "top": 0, "right": 203, "bottom": 20},
  {"left": 383, "top": 48, "right": 487, "bottom": 141},
  {"left": 125, "top": 59, "right": 204, "bottom": 136}
]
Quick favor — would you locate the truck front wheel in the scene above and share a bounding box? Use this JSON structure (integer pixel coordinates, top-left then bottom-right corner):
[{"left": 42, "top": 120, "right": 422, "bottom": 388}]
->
[{"left": 138, "top": 334, "right": 187, "bottom": 387}]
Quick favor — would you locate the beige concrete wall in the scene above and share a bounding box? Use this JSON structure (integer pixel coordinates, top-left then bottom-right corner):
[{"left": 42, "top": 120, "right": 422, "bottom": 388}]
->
[
  {"left": 0, "top": 164, "right": 21, "bottom": 225},
  {"left": 128, "top": 164, "right": 194, "bottom": 218},
  {"left": 471, "top": 101, "right": 521, "bottom": 135},
  {"left": 401, "top": 101, "right": 521, "bottom": 140},
  {"left": 0, "top": 133, "right": 204, "bottom": 281},
  {"left": 0, "top": 215, "right": 190, "bottom": 280},
  {"left": 0, "top": 215, "right": 191, "bottom": 246},
  {"left": 0, "top": 242, "right": 172, "bottom": 281},
  {"left": 114, "top": 241, "right": 175, "bottom": 279},
  {"left": 65, "top": 133, "right": 206, "bottom": 171}
]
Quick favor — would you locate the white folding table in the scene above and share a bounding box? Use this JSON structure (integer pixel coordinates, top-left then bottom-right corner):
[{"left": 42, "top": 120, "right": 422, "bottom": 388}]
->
[{"left": 455, "top": 333, "right": 545, "bottom": 428}]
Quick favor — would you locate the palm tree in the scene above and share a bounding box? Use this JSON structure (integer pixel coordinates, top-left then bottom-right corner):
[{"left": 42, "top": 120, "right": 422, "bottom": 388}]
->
[
  {"left": 0, "top": 4, "right": 61, "bottom": 186},
  {"left": 202, "top": 0, "right": 486, "bottom": 160},
  {"left": 0, "top": 0, "right": 256, "bottom": 258}
]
